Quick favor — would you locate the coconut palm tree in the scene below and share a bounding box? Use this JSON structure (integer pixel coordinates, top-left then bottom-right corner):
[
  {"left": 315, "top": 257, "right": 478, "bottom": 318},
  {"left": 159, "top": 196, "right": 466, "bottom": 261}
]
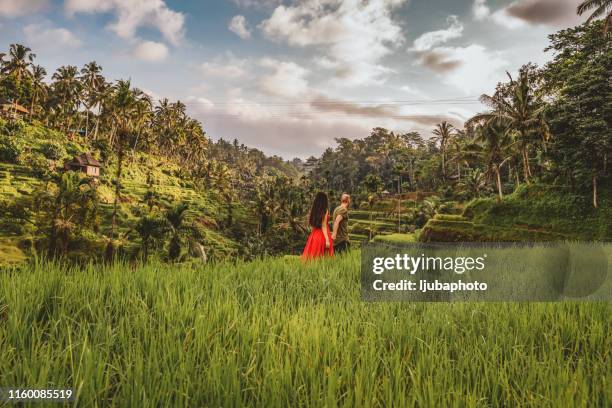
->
[
  {"left": 2, "top": 44, "right": 35, "bottom": 82},
  {"left": 29, "top": 65, "right": 47, "bottom": 119},
  {"left": 51, "top": 65, "right": 82, "bottom": 132},
  {"left": 166, "top": 202, "right": 189, "bottom": 261},
  {"left": 45, "top": 172, "right": 99, "bottom": 257},
  {"left": 469, "top": 67, "right": 549, "bottom": 185},
  {"left": 2, "top": 44, "right": 35, "bottom": 109},
  {"left": 135, "top": 214, "right": 167, "bottom": 261},
  {"left": 458, "top": 168, "right": 487, "bottom": 199},
  {"left": 80, "top": 61, "right": 105, "bottom": 138},
  {"left": 432, "top": 121, "right": 454, "bottom": 182},
  {"left": 578, "top": 0, "right": 612, "bottom": 35},
  {"left": 472, "top": 122, "right": 514, "bottom": 200},
  {"left": 447, "top": 128, "right": 472, "bottom": 182},
  {"left": 107, "top": 80, "right": 138, "bottom": 259}
]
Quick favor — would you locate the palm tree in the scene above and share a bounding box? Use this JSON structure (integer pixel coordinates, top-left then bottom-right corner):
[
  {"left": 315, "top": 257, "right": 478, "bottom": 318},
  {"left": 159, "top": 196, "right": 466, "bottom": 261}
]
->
[
  {"left": 2, "top": 44, "right": 35, "bottom": 109},
  {"left": 107, "top": 80, "right": 138, "bottom": 259},
  {"left": 472, "top": 122, "right": 514, "bottom": 200},
  {"left": 29, "top": 65, "right": 47, "bottom": 120},
  {"left": 2, "top": 44, "right": 35, "bottom": 83},
  {"left": 432, "top": 121, "right": 454, "bottom": 182},
  {"left": 459, "top": 169, "right": 487, "bottom": 199},
  {"left": 91, "top": 81, "right": 111, "bottom": 140},
  {"left": 80, "top": 61, "right": 105, "bottom": 138},
  {"left": 135, "top": 214, "right": 167, "bottom": 261},
  {"left": 46, "top": 172, "right": 98, "bottom": 257},
  {"left": 130, "top": 89, "right": 153, "bottom": 152},
  {"left": 52, "top": 65, "right": 82, "bottom": 132},
  {"left": 448, "top": 128, "right": 471, "bottom": 182},
  {"left": 578, "top": 0, "right": 612, "bottom": 35},
  {"left": 469, "top": 67, "right": 549, "bottom": 185},
  {"left": 166, "top": 202, "right": 189, "bottom": 261}
]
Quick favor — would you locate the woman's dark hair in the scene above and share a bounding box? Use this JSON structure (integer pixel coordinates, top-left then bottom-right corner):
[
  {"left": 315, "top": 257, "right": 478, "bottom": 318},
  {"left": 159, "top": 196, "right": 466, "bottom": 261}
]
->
[{"left": 308, "top": 192, "right": 329, "bottom": 228}]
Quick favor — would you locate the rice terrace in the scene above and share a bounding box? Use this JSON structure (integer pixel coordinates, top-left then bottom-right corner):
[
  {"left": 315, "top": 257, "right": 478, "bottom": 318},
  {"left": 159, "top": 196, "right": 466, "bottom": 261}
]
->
[{"left": 0, "top": 0, "right": 611, "bottom": 406}]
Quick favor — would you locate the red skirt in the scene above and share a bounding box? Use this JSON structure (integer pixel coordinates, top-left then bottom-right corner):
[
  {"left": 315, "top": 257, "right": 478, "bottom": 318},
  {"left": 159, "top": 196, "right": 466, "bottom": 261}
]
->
[{"left": 302, "top": 228, "right": 334, "bottom": 260}]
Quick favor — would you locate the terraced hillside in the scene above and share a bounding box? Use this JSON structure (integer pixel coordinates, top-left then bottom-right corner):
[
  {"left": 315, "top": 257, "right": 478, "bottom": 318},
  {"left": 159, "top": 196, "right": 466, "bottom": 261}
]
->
[
  {"left": 0, "top": 163, "right": 42, "bottom": 264},
  {"left": 0, "top": 122, "right": 242, "bottom": 264},
  {"left": 348, "top": 197, "right": 424, "bottom": 244},
  {"left": 371, "top": 185, "right": 612, "bottom": 245}
]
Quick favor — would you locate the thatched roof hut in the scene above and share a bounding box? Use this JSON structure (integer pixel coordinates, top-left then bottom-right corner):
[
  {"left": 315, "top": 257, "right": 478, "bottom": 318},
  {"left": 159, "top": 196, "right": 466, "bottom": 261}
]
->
[{"left": 64, "top": 153, "right": 102, "bottom": 177}]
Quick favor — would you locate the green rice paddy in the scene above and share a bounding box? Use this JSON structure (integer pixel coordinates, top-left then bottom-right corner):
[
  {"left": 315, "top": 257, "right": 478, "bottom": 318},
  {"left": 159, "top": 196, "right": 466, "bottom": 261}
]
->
[{"left": 0, "top": 252, "right": 609, "bottom": 406}]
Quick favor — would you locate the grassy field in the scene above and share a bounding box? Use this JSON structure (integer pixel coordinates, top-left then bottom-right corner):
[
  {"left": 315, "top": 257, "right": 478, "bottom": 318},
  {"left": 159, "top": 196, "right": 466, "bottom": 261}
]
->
[{"left": 0, "top": 253, "right": 609, "bottom": 406}]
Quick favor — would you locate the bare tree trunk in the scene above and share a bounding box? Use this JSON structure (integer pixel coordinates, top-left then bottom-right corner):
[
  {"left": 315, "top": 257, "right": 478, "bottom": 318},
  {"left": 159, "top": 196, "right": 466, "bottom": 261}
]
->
[
  {"left": 522, "top": 148, "right": 531, "bottom": 185},
  {"left": 495, "top": 166, "right": 503, "bottom": 201},
  {"left": 397, "top": 177, "right": 401, "bottom": 233},
  {"left": 93, "top": 117, "right": 100, "bottom": 140},
  {"left": 441, "top": 150, "right": 446, "bottom": 183},
  {"left": 30, "top": 97, "right": 35, "bottom": 122},
  {"left": 85, "top": 109, "right": 89, "bottom": 138},
  {"left": 109, "top": 135, "right": 125, "bottom": 260},
  {"left": 515, "top": 166, "right": 520, "bottom": 189},
  {"left": 593, "top": 174, "right": 598, "bottom": 209}
]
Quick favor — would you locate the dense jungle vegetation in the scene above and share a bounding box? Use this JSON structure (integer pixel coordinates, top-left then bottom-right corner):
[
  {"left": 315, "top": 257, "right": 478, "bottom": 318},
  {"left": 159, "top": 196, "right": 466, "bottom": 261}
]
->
[{"left": 0, "top": 21, "right": 609, "bottom": 265}]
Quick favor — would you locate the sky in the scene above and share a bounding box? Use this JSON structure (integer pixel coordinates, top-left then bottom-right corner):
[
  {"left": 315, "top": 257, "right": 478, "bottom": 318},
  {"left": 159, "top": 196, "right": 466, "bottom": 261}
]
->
[{"left": 0, "top": 0, "right": 588, "bottom": 159}]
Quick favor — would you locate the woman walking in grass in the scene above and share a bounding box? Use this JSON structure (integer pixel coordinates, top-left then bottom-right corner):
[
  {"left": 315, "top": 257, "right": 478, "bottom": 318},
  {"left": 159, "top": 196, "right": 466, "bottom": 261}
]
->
[{"left": 302, "top": 192, "right": 334, "bottom": 260}]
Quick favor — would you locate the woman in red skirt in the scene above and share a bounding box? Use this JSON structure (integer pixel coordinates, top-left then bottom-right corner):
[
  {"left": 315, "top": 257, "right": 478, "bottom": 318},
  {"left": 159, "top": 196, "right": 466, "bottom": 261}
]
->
[{"left": 302, "top": 192, "right": 334, "bottom": 260}]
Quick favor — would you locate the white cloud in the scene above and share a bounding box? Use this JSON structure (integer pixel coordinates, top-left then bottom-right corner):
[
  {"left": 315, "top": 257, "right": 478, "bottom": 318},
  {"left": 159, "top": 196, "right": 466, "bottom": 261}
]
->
[
  {"left": 432, "top": 45, "right": 508, "bottom": 94},
  {"left": 229, "top": 15, "right": 251, "bottom": 39},
  {"left": 472, "top": 0, "right": 526, "bottom": 29},
  {"left": 0, "top": 0, "right": 47, "bottom": 17},
  {"left": 200, "top": 53, "right": 249, "bottom": 80},
  {"left": 65, "top": 0, "right": 185, "bottom": 45},
  {"left": 186, "top": 89, "right": 374, "bottom": 158},
  {"left": 260, "top": 0, "right": 407, "bottom": 86},
  {"left": 186, "top": 96, "right": 215, "bottom": 111},
  {"left": 400, "top": 85, "right": 427, "bottom": 99},
  {"left": 472, "top": 0, "right": 490, "bottom": 21},
  {"left": 411, "top": 15, "right": 508, "bottom": 94},
  {"left": 132, "top": 41, "right": 168, "bottom": 62},
  {"left": 23, "top": 23, "right": 81, "bottom": 49},
  {"left": 259, "top": 58, "right": 310, "bottom": 98},
  {"left": 412, "top": 15, "right": 463, "bottom": 52},
  {"left": 490, "top": 8, "right": 527, "bottom": 29}
]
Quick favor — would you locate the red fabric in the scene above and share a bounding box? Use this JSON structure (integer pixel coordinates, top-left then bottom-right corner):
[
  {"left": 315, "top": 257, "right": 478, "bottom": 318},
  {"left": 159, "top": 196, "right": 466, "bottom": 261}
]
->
[{"left": 302, "top": 211, "right": 334, "bottom": 260}]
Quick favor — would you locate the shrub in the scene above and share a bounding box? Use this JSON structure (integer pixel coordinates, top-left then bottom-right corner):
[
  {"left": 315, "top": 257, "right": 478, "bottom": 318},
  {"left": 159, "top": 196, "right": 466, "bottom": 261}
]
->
[
  {"left": 372, "top": 233, "right": 416, "bottom": 244},
  {"left": 92, "top": 139, "right": 111, "bottom": 162},
  {"left": 434, "top": 214, "right": 467, "bottom": 221},
  {"left": 38, "top": 141, "right": 66, "bottom": 160},
  {"left": 438, "top": 201, "right": 461, "bottom": 214},
  {"left": 65, "top": 142, "right": 82, "bottom": 157},
  {"left": 17, "top": 151, "right": 51, "bottom": 178},
  {"left": 0, "top": 135, "right": 24, "bottom": 163},
  {"left": 462, "top": 197, "right": 495, "bottom": 220}
]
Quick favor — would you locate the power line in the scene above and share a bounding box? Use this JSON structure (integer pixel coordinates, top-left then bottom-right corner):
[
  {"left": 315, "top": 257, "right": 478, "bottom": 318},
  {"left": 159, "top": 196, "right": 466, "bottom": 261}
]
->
[{"left": 184, "top": 97, "right": 482, "bottom": 106}]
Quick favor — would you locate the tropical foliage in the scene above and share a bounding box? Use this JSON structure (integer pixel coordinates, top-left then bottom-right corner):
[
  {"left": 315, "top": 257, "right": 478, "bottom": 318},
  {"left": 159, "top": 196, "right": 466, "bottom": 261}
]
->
[{"left": 0, "top": 17, "right": 609, "bottom": 264}]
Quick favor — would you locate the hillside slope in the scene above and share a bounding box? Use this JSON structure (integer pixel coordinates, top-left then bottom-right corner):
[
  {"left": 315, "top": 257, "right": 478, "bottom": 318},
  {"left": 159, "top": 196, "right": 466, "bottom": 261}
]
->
[
  {"left": 0, "top": 120, "right": 242, "bottom": 263},
  {"left": 420, "top": 185, "right": 612, "bottom": 242}
]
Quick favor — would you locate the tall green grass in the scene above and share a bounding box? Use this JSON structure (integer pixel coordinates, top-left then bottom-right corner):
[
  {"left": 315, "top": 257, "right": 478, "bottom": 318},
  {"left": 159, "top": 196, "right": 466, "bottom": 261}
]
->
[{"left": 0, "top": 254, "right": 610, "bottom": 406}]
